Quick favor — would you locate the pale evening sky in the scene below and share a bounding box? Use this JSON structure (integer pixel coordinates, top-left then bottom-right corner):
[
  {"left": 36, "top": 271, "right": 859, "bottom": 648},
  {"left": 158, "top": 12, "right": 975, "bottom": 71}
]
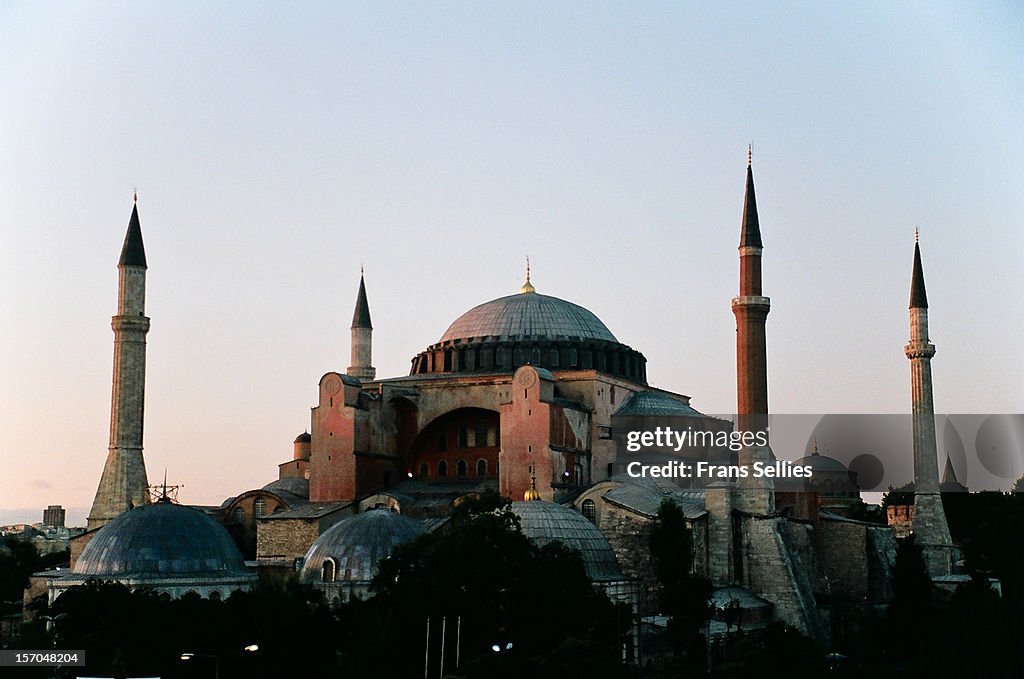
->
[{"left": 1, "top": 2, "right": 1021, "bottom": 524}]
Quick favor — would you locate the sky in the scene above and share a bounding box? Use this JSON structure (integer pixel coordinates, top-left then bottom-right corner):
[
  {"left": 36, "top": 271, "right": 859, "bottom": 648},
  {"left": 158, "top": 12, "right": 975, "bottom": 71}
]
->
[{"left": 1, "top": 2, "right": 1021, "bottom": 525}]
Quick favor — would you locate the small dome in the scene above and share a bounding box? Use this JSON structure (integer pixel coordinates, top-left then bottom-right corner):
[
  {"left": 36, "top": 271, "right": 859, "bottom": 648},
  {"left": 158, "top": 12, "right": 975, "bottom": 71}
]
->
[
  {"left": 262, "top": 477, "right": 310, "bottom": 499},
  {"left": 294, "top": 432, "right": 312, "bottom": 443},
  {"left": 614, "top": 391, "right": 703, "bottom": 417},
  {"left": 440, "top": 292, "right": 617, "bottom": 343},
  {"left": 74, "top": 502, "right": 248, "bottom": 577},
  {"left": 511, "top": 501, "right": 623, "bottom": 581},
  {"left": 795, "top": 454, "right": 850, "bottom": 474},
  {"left": 300, "top": 510, "right": 425, "bottom": 584}
]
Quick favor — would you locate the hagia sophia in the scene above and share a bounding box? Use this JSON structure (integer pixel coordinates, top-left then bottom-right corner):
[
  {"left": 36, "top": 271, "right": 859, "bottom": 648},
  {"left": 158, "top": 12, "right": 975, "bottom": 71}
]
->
[{"left": 48, "top": 152, "right": 962, "bottom": 647}]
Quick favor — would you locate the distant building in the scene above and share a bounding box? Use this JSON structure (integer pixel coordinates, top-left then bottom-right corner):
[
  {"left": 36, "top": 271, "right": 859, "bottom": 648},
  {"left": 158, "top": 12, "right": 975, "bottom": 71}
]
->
[{"left": 42, "top": 505, "right": 65, "bottom": 528}]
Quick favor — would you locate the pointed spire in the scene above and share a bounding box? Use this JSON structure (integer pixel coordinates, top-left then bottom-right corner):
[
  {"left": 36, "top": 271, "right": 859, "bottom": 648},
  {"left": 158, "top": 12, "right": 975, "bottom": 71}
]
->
[
  {"left": 941, "top": 454, "right": 960, "bottom": 486},
  {"left": 119, "top": 202, "right": 148, "bottom": 268},
  {"left": 910, "top": 234, "right": 928, "bottom": 309},
  {"left": 739, "top": 147, "right": 762, "bottom": 248},
  {"left": 519, "top": 256, "right": 536, "bottom": 294},
  {"left": 351, "top": 272, "right": 373, "bottom": 329}
]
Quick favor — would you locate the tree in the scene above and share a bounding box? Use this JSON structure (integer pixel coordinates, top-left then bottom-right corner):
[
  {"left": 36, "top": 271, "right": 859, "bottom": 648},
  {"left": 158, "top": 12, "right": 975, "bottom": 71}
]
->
[
  {"left": 649, "top": 499, "right": 712, "bottom": 665},
  {"left": 347, "top": 492, "right": 631, "bottom": 678}
]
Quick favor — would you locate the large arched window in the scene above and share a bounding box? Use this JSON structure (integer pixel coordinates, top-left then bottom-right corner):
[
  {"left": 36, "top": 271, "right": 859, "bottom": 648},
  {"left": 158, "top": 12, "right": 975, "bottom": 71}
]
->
[
  {"left": 233, "top": 507, "right": 245, "bottom": 524},
  {"left": 582, "top": 499, "right": 597, "bottom": 525},
  {"left": 322, "top": 558, "right": 336, "bottom": 582},
  {"left": 438, "top": 460, "right": 448, "bottom": 477},
  {"left": 254, "top": 497, "right": 266, "bottom": 518},
  {"left": 456, "top": 459, "right": 468, "bottom": 477},
  {"left": 476, "top": 459, "right": 487, "bottom": 476}
]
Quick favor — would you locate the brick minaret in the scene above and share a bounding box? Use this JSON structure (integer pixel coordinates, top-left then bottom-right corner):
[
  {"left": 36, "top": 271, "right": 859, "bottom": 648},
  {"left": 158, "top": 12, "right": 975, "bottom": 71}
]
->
[
  {"left": 347, "top": 271, "right": 375, "bottom": 382},
  {"left": 731, "top": 147, "right": 774, "bottom": 515},
  {"left": 87, "top": 199, "right": 151, "bottom": 530},
  {"left": 905, "top": 232, "right": 953, "bottom": 574}
]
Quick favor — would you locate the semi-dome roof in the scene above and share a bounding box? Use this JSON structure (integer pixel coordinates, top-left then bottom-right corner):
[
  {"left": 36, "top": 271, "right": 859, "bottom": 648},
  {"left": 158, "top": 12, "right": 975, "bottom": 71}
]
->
[
  {"left": 74, "top": 501, "right": 248, "bottom": 577},
  {"left": 300, "top": 509, "right": 425, "bottom": 584},
  {"left": 440, "top": 292, "right": 617, "bottom": 343},
  {"left": 511, "top": 501, "right": 623, "bottom": 581}
]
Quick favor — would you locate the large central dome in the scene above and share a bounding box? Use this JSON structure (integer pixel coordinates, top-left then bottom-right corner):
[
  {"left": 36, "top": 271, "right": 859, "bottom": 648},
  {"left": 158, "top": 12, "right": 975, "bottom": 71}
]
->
[
  {"left": 440, "top": 292, "right": 618, "bottom": 343},
  {"left": 409, "top": 276, "right": 647, "bottom": 384}
]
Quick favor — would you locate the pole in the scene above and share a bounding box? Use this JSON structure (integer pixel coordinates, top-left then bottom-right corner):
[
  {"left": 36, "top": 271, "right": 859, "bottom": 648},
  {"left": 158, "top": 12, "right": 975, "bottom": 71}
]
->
[
  {"left": 455, "top": 615, "right": 461, "bottom": 668},
  {"left": 424, "top": 618, "right": 430, "bottom": 679},
  {"left": 439, "top": 617, "right": 447, "bottom": 678}
]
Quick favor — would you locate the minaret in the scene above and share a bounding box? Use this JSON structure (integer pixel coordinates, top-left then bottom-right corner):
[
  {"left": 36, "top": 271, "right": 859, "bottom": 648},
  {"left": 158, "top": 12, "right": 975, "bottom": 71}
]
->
[
  {"left": 730, "top": 146, "right": 774, "bottom": 515},
  {"left": 904, "top": 231, "right": 953, "bottom": 574},
  {"left": 87, "top": 198, "right": 151, "bottom": 530},
  {"left": 347, "top": 270, "right": 375, "bottom": 382},
  {"left": 733, "top": 145, "right": 770, "bottom": 423}
]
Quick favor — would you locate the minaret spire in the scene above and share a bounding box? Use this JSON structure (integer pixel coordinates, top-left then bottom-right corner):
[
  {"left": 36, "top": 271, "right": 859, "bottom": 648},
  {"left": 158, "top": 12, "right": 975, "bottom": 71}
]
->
[
  {"left": 731, "top": 148, "right": 774, "bottom": 515},
  {"left": 347, "top": 270, "right": 376, "bottom": 382},
  {"left": 88, "top": 200, "right": 152, "bottom": 530},
  {"left": 904, "top": 233, "right": 953, "bottom": 574}
]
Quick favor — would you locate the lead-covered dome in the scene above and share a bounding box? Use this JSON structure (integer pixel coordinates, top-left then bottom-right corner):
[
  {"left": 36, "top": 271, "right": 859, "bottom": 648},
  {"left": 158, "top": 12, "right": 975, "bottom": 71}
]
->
[
  {"left": 511, "top": 501, "right": 623, "bottom": 582},
  {"left": 410, "top": 282, "right": 648, "bottom": 384},
  {"left": 440, "top": 292, "right": 617, "bottom": 343},
  {"left": 73, "top": 501, "right": 248, "bottom": 577},
  {"left": 300, "top": 509, "right": 425, "bottom": 586}
]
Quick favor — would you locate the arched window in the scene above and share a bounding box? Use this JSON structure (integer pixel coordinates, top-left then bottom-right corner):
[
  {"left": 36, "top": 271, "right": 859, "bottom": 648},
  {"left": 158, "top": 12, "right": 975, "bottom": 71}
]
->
[
  {"left": 209, "top": 590, "right": 221, "bottom": 601},
  {"left": 322, "top": 558, "right": 336, "bottom": 582},
  {"left": 419, "top": 462, "right": 429, "bottom": 478},
  {"left": 456, "top": 459, "right": 468, "bottom": 477},
  {"left": 254, "top": 497, "right": 266, "bottom": 518},
  {"left": 438, "top": 460, "right": 448, "bottom": 477},
  {"left": 476, "top": 459, "right": 487, "bottom": 476},
  {"left": 582, "top": 499, "right": 597, "bottom": 525},
  {"left": 233, "top": 507, "right": 245, "bottom": 524}
]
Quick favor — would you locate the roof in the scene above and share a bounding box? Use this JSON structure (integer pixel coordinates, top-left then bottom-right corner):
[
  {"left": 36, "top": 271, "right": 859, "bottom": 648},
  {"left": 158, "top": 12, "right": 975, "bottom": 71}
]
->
[
  {"left": 910, "top": 241, "right": 928, "bottom": 309},
  {"left": 602, "top": 484, "right": 707, "bottom": 520},
  {"left": 72, "top": 501, "right": 247, "bottom": 578},
  {"left": 440, "top": 292, "right": 618, "bottom": 343},
  {"left": 300, "top": 509, "right": 425, "bottom": 583},
  {"left": 710, "top": 586, "right": 772, "bottom": 610},
  {"left": 511, "top": 501, "right": 623, "bottom": 581},
  {"left": 262, "top": 502, "right": 351, "bottom": 520},
  {"left": 261, "top": 477, "right": 310, "bottom": 503},
  {"left": 118, "top": 203, "right": 147, "bottom": 268},
  {"left": 352, "top": 274, "right": 373, "bottom": 329},
  {"left": 739, "top": 161, "right": 762, "bottom": 249},
  {"left": 614, "top": 390, "right": 703, "bottom": 417}
]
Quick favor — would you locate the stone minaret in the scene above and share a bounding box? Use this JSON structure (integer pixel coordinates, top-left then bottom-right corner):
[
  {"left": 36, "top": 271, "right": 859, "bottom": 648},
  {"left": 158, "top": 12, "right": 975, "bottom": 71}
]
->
[
  {"left": 347, "top": 271, "right": 375, "bottom": 382},
  {"left": 87, "top": 199, "right": 151, "bottom": 530},
  {"left": 904, "top": 232, "right": 953, "bottom": 574},
  {"left": 731, "top": 146, "right": 774, "bottom": 515}
]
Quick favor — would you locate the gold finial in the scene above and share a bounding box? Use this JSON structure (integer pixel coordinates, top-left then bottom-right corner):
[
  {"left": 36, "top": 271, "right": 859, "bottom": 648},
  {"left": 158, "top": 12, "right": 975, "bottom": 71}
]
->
[
  {"left": 360, "top": 262, "right": 364, "bottom": 276},
  {"left": 524, "top": 465, "right": 542, "bottom": 501},
  {"left": 519, "top": 256, "right": 536, "bottom": 294},
  {"left": 133, "top": 188, "right": 138, "bottom": 204},
  {"left": 812, "top": 436, "right": 819, "bottom": 456},
  {"left": 747, "top": 144, "right": 752, "bottom": 167},
  {"left": 915, "top": 225, "right": 919, "bottom": 243}
]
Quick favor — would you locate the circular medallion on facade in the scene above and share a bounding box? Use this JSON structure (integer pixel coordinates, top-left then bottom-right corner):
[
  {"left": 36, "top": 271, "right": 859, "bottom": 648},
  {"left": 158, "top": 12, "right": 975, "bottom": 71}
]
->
[
  {"left": 517, "top": 369, "right": 537, "bottom": 388},
  {"left": 324, "top": 375, "right": 342, "bottom": 395}
]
